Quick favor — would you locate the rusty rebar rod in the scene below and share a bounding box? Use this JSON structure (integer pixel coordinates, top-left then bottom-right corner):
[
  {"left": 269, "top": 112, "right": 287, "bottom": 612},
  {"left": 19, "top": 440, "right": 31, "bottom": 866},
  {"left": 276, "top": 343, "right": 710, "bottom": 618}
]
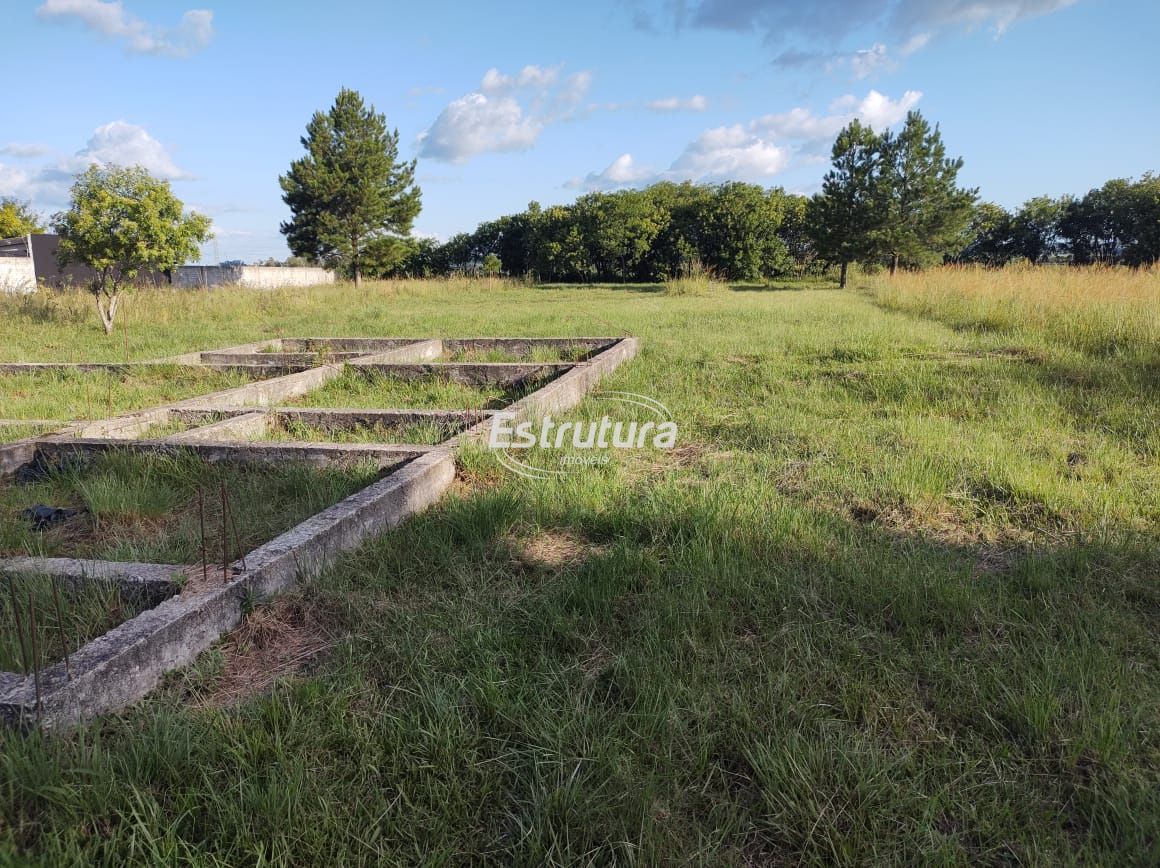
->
[
  {"left": 27, "top": 591, "right": 42, "bottom": 725},
  {"left": 50, "top": 577, "right": 72, "bottom": 680},
  {"left": 7, "top": 577, "right": 30, "bottom": 674}
]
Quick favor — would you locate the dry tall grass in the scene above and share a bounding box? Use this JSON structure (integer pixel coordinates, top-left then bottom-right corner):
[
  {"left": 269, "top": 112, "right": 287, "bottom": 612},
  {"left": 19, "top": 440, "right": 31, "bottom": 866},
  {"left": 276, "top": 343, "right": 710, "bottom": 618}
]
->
[{"left": 871, "top": 264, "right": 1160, "bottom": 355}]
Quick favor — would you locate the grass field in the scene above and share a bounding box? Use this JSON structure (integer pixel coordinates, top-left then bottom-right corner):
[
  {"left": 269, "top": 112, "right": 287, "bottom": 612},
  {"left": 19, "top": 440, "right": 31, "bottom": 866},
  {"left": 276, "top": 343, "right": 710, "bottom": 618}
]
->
[
  {"left": 0, "top": 367, "right": 257, "bottom": 425},
  {"left": 0, "top": 272, "right": 1157, "bottom": 864}
]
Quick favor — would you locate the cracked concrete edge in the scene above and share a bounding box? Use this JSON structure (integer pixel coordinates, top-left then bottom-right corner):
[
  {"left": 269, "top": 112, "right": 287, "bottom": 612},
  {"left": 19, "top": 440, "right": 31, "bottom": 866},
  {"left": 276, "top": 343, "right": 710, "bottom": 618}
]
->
[{"left": 0, "top": 449, "right": 456, "bottom": 729}]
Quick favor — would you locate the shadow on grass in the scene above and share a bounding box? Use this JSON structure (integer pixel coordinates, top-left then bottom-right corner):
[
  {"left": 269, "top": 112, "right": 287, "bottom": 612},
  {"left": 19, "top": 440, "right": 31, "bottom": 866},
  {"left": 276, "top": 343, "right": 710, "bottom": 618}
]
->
[
  {"left": 3, "top": 474, "right": 1153, "bottom": 864},
  {"left": 728, "top": 279, "right": 836, "bottom": 292}
]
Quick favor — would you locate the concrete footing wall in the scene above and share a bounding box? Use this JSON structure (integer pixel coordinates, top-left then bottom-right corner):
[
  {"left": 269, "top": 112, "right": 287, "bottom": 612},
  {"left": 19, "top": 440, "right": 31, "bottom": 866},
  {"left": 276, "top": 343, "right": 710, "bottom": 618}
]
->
[
  {"left": 0, "top": 257, "right": 36, "bottom": 294},
  {"left": 175, "top": 265, "right": 335, "bottom": 290}
]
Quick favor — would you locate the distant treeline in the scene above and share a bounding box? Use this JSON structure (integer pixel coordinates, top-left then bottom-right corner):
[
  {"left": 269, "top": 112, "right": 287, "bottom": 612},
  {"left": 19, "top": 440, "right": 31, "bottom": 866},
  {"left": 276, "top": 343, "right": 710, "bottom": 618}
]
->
[
  {"left": 361, "top": 182, "right": 810, "bottom": 282},
  {"left": 350, "top": 111, "right": 1157, "bottom": 283},
  {"left": 956, "top": 176, "right": 1160, "bottom": 268}
]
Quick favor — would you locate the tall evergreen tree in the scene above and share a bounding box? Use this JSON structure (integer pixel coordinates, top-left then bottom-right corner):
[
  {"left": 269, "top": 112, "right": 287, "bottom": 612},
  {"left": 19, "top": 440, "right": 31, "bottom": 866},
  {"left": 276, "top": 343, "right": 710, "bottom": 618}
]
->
[
  {"left": 280, "top": 88, "right": 421, "bottom": 286},
  {"left": 807, "top": 119, "right": 882, "bottom": 287},
  {"left": 874, "top": 111, "right": 977, "bottom": 273}
]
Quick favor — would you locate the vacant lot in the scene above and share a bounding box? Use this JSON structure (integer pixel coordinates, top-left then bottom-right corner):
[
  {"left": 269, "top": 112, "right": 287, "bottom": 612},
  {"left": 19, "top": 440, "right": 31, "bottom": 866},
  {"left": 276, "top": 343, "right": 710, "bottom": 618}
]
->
[{"left": 1, "top": 273, "right": 1157, "bottom": 864}]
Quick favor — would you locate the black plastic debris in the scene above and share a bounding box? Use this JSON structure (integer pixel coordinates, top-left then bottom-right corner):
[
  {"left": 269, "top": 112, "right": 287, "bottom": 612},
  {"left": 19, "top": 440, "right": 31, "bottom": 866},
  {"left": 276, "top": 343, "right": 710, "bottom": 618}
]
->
[{"left": 20, "top": 505, "right": 87, "bottom": 531}]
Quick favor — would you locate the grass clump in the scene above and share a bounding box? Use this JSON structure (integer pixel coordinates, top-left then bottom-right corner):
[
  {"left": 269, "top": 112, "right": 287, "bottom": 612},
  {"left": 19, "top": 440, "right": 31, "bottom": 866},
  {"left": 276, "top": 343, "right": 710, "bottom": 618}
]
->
[
  {"left": 290, "top": 367, "right": 509, "bottom": 410},
  {"left": 1, "top": 573, "right": 157, "bottom": 674}
]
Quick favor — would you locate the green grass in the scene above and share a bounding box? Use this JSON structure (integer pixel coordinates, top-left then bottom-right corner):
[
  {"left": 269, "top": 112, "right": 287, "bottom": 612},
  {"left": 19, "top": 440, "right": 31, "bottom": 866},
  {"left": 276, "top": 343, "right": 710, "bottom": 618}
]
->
[
  {"left": 1, "top": 573, "right": 158, "bottom": 674},
  {"left": 0, "top": 366, "right": 255, "bottom": 423},
  {"left": 0, "top": 277, "right": 1157, "bottom": 864},
  {"left": 0, "top": 451, "right": 383, "bottom": 564},
  {"left": 289, "top": 367, "right": 511, "bottom": 410}
]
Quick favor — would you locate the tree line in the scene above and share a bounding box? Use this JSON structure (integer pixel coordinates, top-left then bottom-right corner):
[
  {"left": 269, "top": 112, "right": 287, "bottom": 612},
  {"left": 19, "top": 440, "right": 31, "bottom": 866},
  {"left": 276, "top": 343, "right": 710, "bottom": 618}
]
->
[
  {"left": 8, "top": 88, "right": 1156, "bottom": 337},
  {"left": 311, "top": 107, "right": 1155, "bottom": 284}
]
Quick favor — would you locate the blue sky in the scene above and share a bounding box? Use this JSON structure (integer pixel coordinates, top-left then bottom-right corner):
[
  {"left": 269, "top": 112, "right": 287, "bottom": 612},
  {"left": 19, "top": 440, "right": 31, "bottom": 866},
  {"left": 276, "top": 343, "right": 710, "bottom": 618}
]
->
[{"left": 1, "top": 0, "right": 1156, "bottom": 262}]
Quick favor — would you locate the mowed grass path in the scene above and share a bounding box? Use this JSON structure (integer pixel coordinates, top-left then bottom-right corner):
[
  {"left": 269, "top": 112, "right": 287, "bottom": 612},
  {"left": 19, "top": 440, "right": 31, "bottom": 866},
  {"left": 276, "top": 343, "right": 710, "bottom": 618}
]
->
[{"left": 1, "top": 279, "right": 1157, "bottom": 864}]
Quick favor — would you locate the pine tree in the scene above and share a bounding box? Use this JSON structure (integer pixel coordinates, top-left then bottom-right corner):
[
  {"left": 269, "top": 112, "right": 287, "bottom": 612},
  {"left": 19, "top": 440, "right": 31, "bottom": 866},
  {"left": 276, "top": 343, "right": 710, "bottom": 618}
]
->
[
  {"left": 807, "top": 119, "right": 882, "bottom": 288},
  {"left": 280, "top": 88, "right": 421, "bottom": 286},
  {"left": 874, "top": 111, "right": 977, "bottom": 273}
]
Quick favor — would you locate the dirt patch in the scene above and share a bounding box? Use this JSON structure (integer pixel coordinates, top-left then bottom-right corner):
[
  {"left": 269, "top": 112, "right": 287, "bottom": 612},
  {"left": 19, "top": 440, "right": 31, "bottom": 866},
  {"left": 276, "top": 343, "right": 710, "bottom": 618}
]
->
[
  {"left": 843, "top": 494, "right": 1028, "bottom": 575},
  {"left": 193, "top": 595, "right": 336, "bottom": 708},
  {"left": 513, "top": 528, "right": 608, "bottom": 570}
]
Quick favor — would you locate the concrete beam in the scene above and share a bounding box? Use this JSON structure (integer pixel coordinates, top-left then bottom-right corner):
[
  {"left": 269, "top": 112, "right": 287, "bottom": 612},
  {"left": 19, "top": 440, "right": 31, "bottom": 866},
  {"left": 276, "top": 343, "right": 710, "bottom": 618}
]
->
[
  {"left": 0, "top": 449, "right": 455, "bottom": 728},
  {"left": 443, "top": 337, "right": 616, "bottom": 359},
  {"left": 32, "top": 437, "right": 432, "bottom": 471},
  {"left": 149, "top": 339, "right": 283, "bottom": 366},
  {"left": 200, "top": 351, "right": 366, "bottom": 368},
  {"left": 164, "top": 411, "right": 270, "bottom": 443},
  {"left": 174, "top": 362, "right": 344, "bottom": 410},
  {"left": 354, "top": 361, "right": 574, "bottom": 387},
  {"left": 0, "top": 558, "right": 181, "bottom": 609},
  {"left": 173, "top": 407, "right": 491, "bottom": 430},
  {"left": 349, "top": 339, "right": 443, "bottom": 365},
  {"left": 281, "top": 337, "right": 426, "bottom": 354},
  {"left": 453, "top": 337, "right": 639, "bottom": 443}
]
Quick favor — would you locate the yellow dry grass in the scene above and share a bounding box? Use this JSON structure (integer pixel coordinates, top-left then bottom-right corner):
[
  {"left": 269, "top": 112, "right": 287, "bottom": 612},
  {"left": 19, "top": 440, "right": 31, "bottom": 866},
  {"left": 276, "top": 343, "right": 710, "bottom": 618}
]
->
[{"left": 871, "top": 264, "right": 1160, "bottom": 354}]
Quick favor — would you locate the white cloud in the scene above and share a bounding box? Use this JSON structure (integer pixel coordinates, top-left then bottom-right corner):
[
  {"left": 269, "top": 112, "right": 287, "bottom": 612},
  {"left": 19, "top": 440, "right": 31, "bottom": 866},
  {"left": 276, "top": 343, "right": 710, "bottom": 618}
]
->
[
  {"left": 0, "top": 143, "right": 51, "bottom": 159},
  {"left": 0, "top": 121, "right": 190, "bottom": 206},
  {"left": 569, "top": 153, "right": 657, "bottom": 191},
  {"left": 37, "top": 0, "right": 213, "bottom": 58},
  {"left": 899, "top": 31, "right": 931, "bottom": 54},
  {"left": 848, "top": 43, "right": 894, "bottom": 79},
  {"left": 70, "top": 121, "right": 190, "bottom": 179},
  {"left": 481, "top": 64, "right": 561, "bottom": 93},
  {"left": 647, "top": 95, "right": 709, "bottom": 112},
  {"left": 419, "top": 65, "right": 593, "bottom": 163},
  {"left": 572, "top": 89, "right": 922, "bottom": 191},
  {"left": 669, "top": 125, "right": 790, "bottom": 181},
  {"left": 850, "top": 88, "right": 922, "bottom": 127},
  {"left": 417, "top": 93, "right": 541, "bottom": 163}
]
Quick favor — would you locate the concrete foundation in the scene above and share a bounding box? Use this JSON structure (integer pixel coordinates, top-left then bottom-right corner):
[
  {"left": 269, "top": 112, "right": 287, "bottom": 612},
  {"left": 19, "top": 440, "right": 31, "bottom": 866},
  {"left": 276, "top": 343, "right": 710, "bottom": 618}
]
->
[{"left": 0, "top": 335, "right": 638, "bottom": 727}]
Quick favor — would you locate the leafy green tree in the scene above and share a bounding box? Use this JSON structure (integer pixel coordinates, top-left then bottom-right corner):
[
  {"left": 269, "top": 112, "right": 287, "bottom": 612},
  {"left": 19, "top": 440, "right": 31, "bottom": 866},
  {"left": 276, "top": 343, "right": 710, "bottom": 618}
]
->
[
  {"left": 957, "top": 202, "right": 1015, "bottom": 266},
  {"left": 874, "top": 111, "right": 977, "bottom": 273},
  {"left": 280, "top": 88, "right": 421, "bottom": 286},
  {"left": 642, "top": 182, "right": 709, "bottom": 280},
  {"left": 0, "top": 198, "right": 44, "bottom": 238},
  {"left": 482, "top": 253, "right": 502, "bottom": 276},
  {"left": 808, "top": 119, "right": 882, "bottom": 287},
  {"left": 1060, "top": 184, "right": 1125, "bottom": 264},
  {"left": 52, "top": 165, "right": 211, "bottom": 334},
  {"left": 574, "top": 190, "right": 667, "bottom": 281},
  {"left": 696, "top": 183, "right": 789, "bottom": 280},
  {"left": 1122, "top": 173, "right": 1160, "bottom": 266},
  {"left": 777, "top": 194, "right": 817, "bottom": 277},
  {"left": 1011, "top": 195, "right": 1068, "bottom": 264}
]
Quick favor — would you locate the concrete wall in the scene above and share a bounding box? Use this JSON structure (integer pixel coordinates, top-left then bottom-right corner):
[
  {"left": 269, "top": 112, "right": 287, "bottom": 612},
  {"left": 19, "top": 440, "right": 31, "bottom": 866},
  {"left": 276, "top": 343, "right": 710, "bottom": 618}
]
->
[
  {"left": 175, "top": 265, "right": 335, "bottom": 290},
  {"left": 0, "top": 256, "right": 35, "bottom": 294}
]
